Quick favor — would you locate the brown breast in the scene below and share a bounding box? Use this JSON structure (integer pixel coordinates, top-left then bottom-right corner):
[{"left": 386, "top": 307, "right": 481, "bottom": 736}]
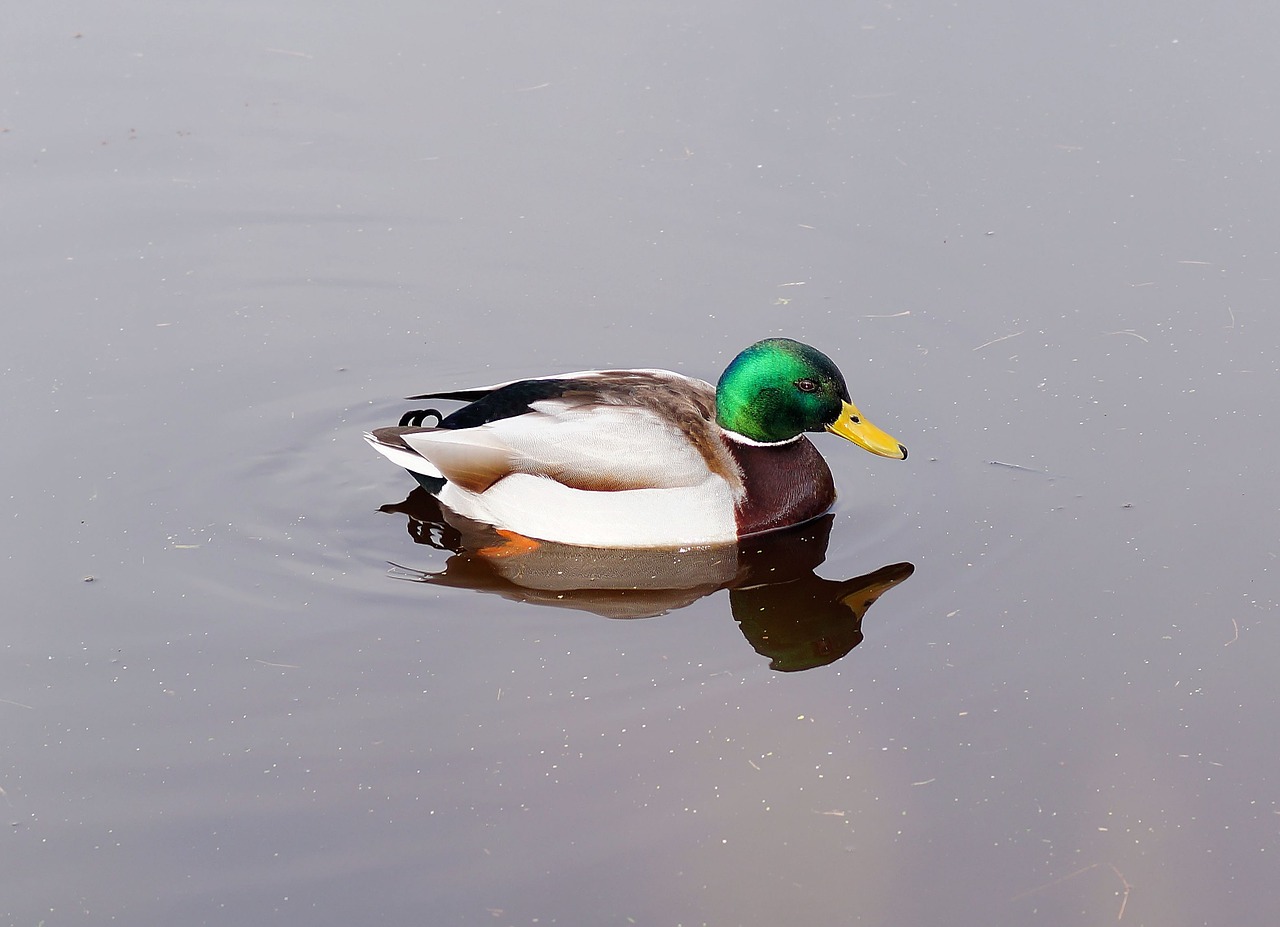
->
[{"left": 722, "top": 435, "right": 837, "bottom": 536}]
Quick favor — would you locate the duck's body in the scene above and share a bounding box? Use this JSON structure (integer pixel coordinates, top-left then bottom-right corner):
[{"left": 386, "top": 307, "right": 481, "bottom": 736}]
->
[{"left": 365, "top": 339, "right": 906, "bottom": 548}]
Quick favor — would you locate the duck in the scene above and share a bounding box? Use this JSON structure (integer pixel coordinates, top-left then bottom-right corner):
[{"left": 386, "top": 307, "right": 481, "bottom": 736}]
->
[{"left": 364, "top": 337, "right": 906, "bottom": 548}]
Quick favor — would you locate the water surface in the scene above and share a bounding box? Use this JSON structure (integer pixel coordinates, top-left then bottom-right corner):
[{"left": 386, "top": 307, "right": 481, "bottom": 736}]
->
[{"left": 4, "top": 1, "right": 1278, "bottom": 924}]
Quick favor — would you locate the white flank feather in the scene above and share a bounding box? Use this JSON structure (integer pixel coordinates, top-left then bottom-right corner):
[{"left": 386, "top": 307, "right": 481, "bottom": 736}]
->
[
  {"left": 401, "top": 401, "right": 716, "bottom": 491},
  {"left": 438, "top": 474, "right": 739, "bottom": 548}
]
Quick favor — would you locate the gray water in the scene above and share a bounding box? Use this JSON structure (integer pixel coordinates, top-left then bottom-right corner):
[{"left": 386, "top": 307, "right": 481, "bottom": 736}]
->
[{"left": 4, "top": 2, "right": 1278, "bottom": 924}]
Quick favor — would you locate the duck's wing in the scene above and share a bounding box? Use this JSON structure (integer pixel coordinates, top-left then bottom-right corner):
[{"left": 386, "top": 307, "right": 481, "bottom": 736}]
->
[{"left": 367, "top": 370, "right": 740, "bottom": 495}]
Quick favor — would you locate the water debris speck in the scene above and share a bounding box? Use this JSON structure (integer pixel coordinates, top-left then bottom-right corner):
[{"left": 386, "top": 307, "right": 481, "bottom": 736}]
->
[
  {"left": 972, "top": 331, "right": 1023, "bottom": 351},
  {"left": 988, "top": 460, "right": 1050, "bottom": 475}
]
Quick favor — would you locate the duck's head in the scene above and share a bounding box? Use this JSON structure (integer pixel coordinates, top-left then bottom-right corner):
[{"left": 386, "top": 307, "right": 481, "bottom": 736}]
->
[{"left": 715, "top": 338, "right": 907, "bottom": 459}]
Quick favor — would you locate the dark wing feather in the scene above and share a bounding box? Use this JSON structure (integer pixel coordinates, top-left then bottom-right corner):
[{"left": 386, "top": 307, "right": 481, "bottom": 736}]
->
[
  {"left": 405, "top": 373, "right": 712, "bottom": 431},
  {"left": 405, "top": 389, "right": 490, "bottom": 401},
  {"left": 407, "top": 379, "right": 577, "bottom": 429}
]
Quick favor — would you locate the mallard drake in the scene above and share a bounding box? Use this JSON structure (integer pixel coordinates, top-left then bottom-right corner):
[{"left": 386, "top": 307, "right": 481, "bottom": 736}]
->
[{"left": 365, "top": 337, "right": 906, "bottom": 548}]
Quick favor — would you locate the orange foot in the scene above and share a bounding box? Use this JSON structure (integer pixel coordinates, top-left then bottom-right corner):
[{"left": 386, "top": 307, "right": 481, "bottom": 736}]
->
[{"left": 477, "top": 529, "right": 541, "bottom": 559}]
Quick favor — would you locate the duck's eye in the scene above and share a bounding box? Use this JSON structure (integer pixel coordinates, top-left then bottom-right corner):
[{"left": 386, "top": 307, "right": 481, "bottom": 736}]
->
[{"left": 796, "top": 378, "right": 819, "bottom": 393}]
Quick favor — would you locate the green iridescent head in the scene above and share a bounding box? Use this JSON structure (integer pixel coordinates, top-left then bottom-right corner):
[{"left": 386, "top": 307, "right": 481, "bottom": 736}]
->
[
  {"left": 715, "top": 338, "right": 908, "bottom": 458},
  {"left": 716, "top": 339, "right": 848, "bottom": 442}
]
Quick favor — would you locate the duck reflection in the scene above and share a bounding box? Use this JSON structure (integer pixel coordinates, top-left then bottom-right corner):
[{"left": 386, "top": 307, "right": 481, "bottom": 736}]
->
[{"left": 379, "top": 488, "right": 914, "bottom": 672}]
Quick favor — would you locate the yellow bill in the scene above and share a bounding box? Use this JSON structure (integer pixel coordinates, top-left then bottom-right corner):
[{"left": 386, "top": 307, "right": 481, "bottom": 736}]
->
[{"left": 826, "top": 401, "right": 908, "bottom": 460}]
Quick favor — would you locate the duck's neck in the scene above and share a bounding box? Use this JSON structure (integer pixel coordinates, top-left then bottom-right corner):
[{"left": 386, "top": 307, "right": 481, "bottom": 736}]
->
[
  {"left": 720, "top": 433, "right": 836, "bottom": 536},
  {"left": 719, "top": 428, "right": 804, "bottom": 448}
]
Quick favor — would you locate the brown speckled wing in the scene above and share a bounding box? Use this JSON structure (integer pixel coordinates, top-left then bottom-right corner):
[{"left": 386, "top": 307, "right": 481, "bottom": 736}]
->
[
  {"left": 376, "top": 371, "right": 744, "bottom": 496},
  {"left": 537, "top": 372, "right": 743, "bottom": 490}
]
